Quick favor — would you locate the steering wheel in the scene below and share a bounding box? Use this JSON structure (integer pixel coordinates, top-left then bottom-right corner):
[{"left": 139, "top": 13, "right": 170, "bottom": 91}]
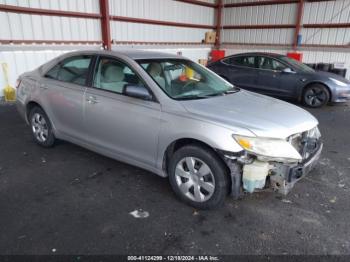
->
[{"left": 181, "top": 80, "right": 197, "bottom": 93}]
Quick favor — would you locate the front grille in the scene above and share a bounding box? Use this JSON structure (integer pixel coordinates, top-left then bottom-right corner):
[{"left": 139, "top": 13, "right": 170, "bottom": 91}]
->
[{"left": 289, "top": 127, "right": 321, "bottom": 160}]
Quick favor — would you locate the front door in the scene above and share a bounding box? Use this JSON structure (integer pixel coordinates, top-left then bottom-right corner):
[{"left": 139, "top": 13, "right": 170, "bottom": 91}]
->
[
  {"left": 84, "top": 56, "right": 161, "bottom": 167},
  {"left": 256, "top": 56, "right": 294, "bottom": 98}
]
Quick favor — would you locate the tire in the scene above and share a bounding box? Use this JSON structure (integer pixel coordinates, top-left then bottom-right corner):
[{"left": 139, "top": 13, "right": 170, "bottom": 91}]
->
[
  {"left": 168, "top": 145, "right": 229, "bottom": 209},
  {"left": 29, "top": 107, "right": 55, "bottom": 147},
  {"left": 303, "top": 84, "right": 330, "bottom": 108}
]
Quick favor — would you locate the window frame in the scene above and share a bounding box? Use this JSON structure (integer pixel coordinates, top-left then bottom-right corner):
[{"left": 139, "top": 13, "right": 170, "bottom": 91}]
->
[
  {"left": 221, "top": 55, "right": 258, "bottom": 69},
  {"left": 89, "top": 55, "right": 158, "bottom": 103},
  {"left": 43, "top": 54, "right": 94, "bottom": 87},
  {"left": 256, "top": 55, "right": 289, "bottom": 73}
]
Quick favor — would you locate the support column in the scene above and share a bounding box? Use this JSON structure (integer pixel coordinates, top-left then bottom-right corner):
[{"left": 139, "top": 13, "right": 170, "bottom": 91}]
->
[
  {"left": 215, "top": 0, "right": 223, "bottom": 49},
  {"left": 293, "top": 0, "right": 304, "bottom": 50},
  {"left": 99, "top": 0, "right": 111, "bottom": 50}
]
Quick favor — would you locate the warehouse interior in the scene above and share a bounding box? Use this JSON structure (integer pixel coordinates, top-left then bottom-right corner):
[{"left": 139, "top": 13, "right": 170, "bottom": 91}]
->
[
  {"left": 1, "top": 0, "right": 350, "bottom": 258},
  {"left": 1, "top": 0, "right": 350, "bottom": 96}
]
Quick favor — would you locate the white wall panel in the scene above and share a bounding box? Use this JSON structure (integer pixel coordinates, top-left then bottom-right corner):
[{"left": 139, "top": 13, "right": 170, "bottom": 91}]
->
[
  {"left": 222, "top": 3, "right": 296, "bottom": 25},
  {"left": 0, "top": 0, "right": 100, "bottom": 13},
  {"left": 301, "top": 0, "right": 350, "bottom": 45},
  {"left": 111, "top": 21, "right": 208, "bottom": 42},
  {"left": 109, "top": 0, "right": 215, "bottom": 25},
  {"left": 0, "top": 13, "right": 101, "bottom": 41},
  {"left": 221, "top": 29, "right": 294, "bottom": 44},
  {"left": 221, "top": 2, "right": 296, "bottom": 45}
]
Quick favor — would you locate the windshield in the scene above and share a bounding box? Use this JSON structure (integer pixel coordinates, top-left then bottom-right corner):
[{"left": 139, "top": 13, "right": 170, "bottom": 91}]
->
[
  {"left": 280, "top": 56, "right": 315, "bottom": 73},
  {"left": 137, "top": 58, "right": 238, "bottom": 100}
]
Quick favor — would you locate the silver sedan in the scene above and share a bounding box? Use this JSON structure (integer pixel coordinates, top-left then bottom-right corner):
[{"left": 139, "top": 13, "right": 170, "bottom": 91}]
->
[{"left": 16, "top": 50, "right": 322, "bottom": 209}]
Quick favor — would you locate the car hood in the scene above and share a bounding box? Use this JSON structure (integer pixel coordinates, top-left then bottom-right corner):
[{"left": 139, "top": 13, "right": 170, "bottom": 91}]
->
[
  {"left": 313, "top": 71, "right": 350, "bottom": 84},
  {"left": 180, "top": 90, "right": 318, "bottom": 139}
]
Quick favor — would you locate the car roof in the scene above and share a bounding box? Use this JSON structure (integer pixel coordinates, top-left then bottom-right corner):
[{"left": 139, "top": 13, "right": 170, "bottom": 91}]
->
[
  {"left": 229, "top": 52, "right": 285, "bottom": 58},
  {"left": 65, "top": 49, "right": 183, "bottom": 60}
]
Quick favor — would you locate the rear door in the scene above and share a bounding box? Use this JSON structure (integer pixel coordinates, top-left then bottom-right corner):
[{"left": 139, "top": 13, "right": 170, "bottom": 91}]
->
[
  {"left": 83, "top": 56, "right": 161, "bottom": 167},
  {"left": 220, "top": 55, "right": 259, "bottom": 91},
  {"left": 41, "top": 55, "right": 93, "bottom": 140}
]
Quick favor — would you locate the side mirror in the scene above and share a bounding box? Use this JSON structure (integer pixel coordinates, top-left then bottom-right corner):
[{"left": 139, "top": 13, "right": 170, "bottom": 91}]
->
[
  {"left": 282, "top": 68, "right": 295, "bottom": 74},
  {"left": 124, "top": 85, "right": 153, "bottom": 100}
]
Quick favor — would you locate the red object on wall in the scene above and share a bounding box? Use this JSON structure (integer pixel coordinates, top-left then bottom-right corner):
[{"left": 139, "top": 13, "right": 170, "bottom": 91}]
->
[
  {"left": 287, "top": 52, "right": 303, "bottom": 62},
  {"left": 211, "top": 50, "right": 226, "bottom": 62}
]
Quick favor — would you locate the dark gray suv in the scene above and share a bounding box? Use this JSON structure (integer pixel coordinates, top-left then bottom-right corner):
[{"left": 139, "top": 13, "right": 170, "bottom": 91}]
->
[{"left": 208, "top": 52, "right": 350, "bottom": 108}]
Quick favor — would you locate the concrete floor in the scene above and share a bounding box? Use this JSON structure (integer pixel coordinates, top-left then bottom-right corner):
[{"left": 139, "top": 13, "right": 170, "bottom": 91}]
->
[{"left": 0, "top": 102, "right": 349, "bottom": 255}]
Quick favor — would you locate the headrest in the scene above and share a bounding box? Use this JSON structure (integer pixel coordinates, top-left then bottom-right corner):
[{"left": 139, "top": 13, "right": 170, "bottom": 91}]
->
[
  {"left": 103, "top": 64, "right": 125, "bottom": 82},
  {"left": 147, "top": 63, "right": 162, "bottom": 77}
]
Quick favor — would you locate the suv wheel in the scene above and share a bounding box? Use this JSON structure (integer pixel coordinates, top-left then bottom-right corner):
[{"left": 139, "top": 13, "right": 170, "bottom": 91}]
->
[
  {"left": 168, "top": 145, "right": 229, "bottom": 209},
  {"left": 303, "top": 84, "right": 330, "bottom": 108},
  {"left": 29, "top": 107, "right": 55, "bottom": 147}
]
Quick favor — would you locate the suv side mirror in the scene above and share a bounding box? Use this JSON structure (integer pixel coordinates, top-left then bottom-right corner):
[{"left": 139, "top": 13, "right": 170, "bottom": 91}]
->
[
  {"left": 124, "top": 85, "right": 153, "bottom": 100},
  {"left": 282, "top": 68, "right": 295, "bottom": 74}
]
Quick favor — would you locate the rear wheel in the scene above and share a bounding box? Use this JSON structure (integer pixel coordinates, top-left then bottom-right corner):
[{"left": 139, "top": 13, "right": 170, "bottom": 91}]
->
[
  {"left": 29, "top": 107, "right": 55, "bottom": 147},
  {"left": 168, "top": 145, "right": 229, "bottom": 209},
  {"left": 303, "top": 84, "right": 330, "bottom": 108}
]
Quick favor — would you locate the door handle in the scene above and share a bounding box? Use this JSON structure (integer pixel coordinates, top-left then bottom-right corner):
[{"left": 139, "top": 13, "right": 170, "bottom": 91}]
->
[
  {"left": 40, "top": 83, "right": 48, "bottom": 89},
  {"left": 86, "top": 96, "right": 98, "bottom": 104}
]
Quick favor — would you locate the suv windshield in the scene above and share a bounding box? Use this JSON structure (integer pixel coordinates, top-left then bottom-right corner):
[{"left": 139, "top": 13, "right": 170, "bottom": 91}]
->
[
  {"left": 137, "top": 59, "right": 238, "bottom": 100},
  {"left": 280, "top": 56, "right": 315, "bottom": 73}
]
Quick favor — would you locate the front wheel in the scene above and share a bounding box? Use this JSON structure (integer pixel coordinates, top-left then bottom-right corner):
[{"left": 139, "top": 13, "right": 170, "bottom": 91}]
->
[
  {"left": 303, "top": 84, "right": 330, "bottom": 108},
  {"left": 168, "top": 145, "right": 229, "bottom": 209}
]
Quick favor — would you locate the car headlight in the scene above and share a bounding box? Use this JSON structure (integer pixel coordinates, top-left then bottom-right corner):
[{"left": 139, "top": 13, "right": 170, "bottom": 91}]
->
[
  {"left": 233, "top": 135, "right": 302, "bottom": 161},
  {"left": 329, "top": 78, "right": 348, "bottom": 87}
]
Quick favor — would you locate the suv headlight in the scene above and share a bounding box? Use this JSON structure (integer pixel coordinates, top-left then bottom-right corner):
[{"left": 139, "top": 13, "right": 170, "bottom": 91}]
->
[{"left": 233, "top": 135, "right": 302, "bottom": 161}]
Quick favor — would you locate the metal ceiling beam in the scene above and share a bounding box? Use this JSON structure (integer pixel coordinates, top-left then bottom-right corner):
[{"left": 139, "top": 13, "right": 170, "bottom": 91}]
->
[
  {"left": 224, "top": 0, "right": 298, "bottom": 8},
  {"left": 110, "top": 16, "right": 215, "bottom": 29},
  {"left": 173, "top": 0, "right": 217, "bottom": 8},
  {"left": 0, "top": 4, "right": 101, "bottom": 19},
  {"left": 223, "top": 0, "right": 335, "bottom": 8},
  {"left": 223, "top": 24, "right": 295, "bottom": 29}
]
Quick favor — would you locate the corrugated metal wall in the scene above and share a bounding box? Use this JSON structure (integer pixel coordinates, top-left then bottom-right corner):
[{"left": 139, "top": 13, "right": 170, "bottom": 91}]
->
[
  {"left": 0, "top": 0, "right": 102, "bottom": 41},
  {"left": 109, "top": 0, "right": 215, "bottom": 43},
  {"left": 301, "top": 0, "right": 350, "bottom": 46},
  {"left": 221, "top": 2, "right": 296, "bottom": 45},
  {"left": 0, "top": 0, "right": 215, "bottom": 96}
]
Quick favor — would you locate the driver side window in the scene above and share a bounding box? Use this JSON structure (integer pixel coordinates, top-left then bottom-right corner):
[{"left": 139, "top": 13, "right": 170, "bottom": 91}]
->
[
  {"left": 257, "top": 56, "right": 287, "bottom": 71},
  {"left": 93, "top": 57, "right": 143, "bottom": 94}
]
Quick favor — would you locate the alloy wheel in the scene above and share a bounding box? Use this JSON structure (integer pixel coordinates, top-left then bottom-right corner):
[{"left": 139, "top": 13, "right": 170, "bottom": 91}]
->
[
  {"left": 304, "top": 87, "right": 327, "bottom": 107},
  {"left": 31, "top": 113, "right": 49, "bottom": 143}
]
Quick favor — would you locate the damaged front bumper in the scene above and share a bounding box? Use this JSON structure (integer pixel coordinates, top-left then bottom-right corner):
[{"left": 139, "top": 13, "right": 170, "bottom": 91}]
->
[
  {"left": 269, "top": 141, "right": 323, "bottom": 195},
  {"left": 220, "top": 139, "right": 323, "bottom": 198}
]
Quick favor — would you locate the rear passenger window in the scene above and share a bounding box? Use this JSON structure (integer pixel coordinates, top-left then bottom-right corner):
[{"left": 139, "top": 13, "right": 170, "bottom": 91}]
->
[
  {"left": 45, "top": 55, "right": 92, "bottom": 86},
  {"left": 223, "top": 56, "right": 256, "bottom": 68}
]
